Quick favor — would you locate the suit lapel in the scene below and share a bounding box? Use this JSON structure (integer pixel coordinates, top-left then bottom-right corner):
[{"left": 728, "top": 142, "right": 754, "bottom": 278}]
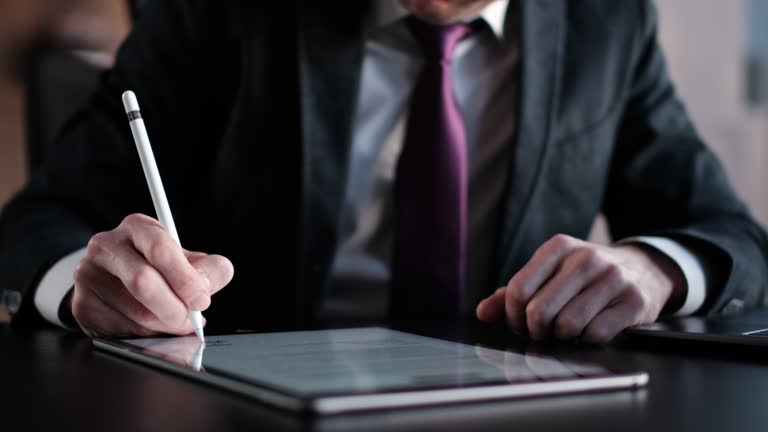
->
[
  {"left": 495, "top": 0, "right": 565, "bottom": 284},
  {"left": 296, "top": 2, "right": 368, "bottom": 319}
]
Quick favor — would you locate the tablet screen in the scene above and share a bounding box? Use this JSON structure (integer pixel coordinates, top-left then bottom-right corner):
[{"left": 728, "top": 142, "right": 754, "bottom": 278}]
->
[{"left": 116, "top": 328, "right": 612, "bottom": 397}]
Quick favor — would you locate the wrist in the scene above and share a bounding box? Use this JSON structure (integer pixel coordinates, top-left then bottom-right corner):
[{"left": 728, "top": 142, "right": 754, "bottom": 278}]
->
[{"left": 617, "top": 244, "right": 687, "bottom": 312}]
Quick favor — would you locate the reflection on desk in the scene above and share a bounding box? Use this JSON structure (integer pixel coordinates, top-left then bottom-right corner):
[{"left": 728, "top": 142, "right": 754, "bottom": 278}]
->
[{"left": 3, "top": 324, "right": 768, "bottom": 432}]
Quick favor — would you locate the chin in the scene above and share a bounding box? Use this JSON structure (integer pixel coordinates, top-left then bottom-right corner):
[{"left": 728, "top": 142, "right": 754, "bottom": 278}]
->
[{"left": 401, "top": 0, "right": 486, "bottom": 25}]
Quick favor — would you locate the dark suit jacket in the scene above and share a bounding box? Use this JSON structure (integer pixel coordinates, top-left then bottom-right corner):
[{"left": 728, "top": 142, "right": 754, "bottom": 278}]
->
[{"left": 2, "top": 0, "right": 767, "bottom": 331}]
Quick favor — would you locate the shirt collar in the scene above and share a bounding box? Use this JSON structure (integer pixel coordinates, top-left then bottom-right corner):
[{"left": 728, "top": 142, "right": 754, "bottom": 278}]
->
[{"left": 371, "top": 0, "right": 510, "bottom": 39}]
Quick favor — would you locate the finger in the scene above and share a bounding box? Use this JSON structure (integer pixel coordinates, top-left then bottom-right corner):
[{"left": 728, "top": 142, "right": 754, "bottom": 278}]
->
[
  {"left": 71, "top": 284, "right": 154, "bottom": 338},
  {"left": 187, "top": 254, "right": 235, "bottom": 296},
  {"left": 183, "top": 249, "right": 208, "bottom": 259},
  {"left": 87, "top": 233, "right": 190, "bottom": 328},
  {"left": 76, "top": 260, "right": 197, "bottom": 335},
  {"left": 77, "top": 284, "right": 196, "bottom": 338},
  {"left": 121, "top": 214, "right": 211, "bottom": 310},
  {"left": 76, "top": 260, "right": 172, "bottom": 332},
  {"left": 525, "top": 247, "right": 606, "bottom": 339},
  {"left": 476, "top": 287, "right": 506, "bottom": 322},
  {"left": 553, "top": 267, "right": 624, "bottom": 340},
  {"left": 580, "top": 298, "right": 641, "bottom": 344},
  {"left": 505, "top": 234, "right": 582, "bottom": 332}
]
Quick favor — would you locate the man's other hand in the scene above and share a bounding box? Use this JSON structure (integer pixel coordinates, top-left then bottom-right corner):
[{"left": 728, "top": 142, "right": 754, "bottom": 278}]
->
[
  {"left": 476, "top": 234, "right": 686, "bottom": 343},
  {"left": 71, "top": 213, "right": 234, "bottom": 338}
]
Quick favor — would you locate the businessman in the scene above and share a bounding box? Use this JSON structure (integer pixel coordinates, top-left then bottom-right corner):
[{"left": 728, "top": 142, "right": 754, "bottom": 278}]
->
[{"left": 1, "top": 0, "right": 766, "bottom": 342}]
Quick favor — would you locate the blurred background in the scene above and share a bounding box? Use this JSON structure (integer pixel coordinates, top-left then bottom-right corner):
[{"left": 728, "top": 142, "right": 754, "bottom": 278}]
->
[
  {"left": 0, "top": 0, "right": 767, "bottom": 321},
  {"left": 0, "top": 0, "right": 132, "bottom": 321}
]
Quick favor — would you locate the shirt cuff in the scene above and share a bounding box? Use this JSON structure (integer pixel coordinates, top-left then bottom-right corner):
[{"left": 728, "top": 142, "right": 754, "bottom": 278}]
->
[
  {"left": 33, "top": 247, "right": 87, "bottom": 328},
  {"left": 617, "top": 236, "right": 706, "bottom": 316}
]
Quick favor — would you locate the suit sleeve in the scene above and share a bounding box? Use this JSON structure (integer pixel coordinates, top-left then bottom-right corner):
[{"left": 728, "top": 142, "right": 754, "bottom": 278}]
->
[
  {"left": 603, "top": 0, "right": 768, "bottom": 315},
  {"left": 0, "top": 0, "right": 218, "bottom": 325}
]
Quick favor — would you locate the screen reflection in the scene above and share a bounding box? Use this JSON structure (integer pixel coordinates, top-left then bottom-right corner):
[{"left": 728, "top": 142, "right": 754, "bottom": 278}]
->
[{"left": 124, "top": 329, "right": 611, "bottom": 386}]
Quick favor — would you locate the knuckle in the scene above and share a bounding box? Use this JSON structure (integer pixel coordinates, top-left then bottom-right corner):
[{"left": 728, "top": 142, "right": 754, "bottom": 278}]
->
[
  {"left": 122, "top": 213, "right": 151, "bottom": 228},
  {"left": 572, "top": 247, "right": 600, "bottom": 270},
  {"left": 506, "top": 282, "right": 527, "bottom": 308},
  {"left": 525, "top": 300, "right": 546, "bottom": 325},
  {"left": 603, "top": 265, "right": 625, "bottom": 286},
  {"left": 606, "top": 260, "right": 623, "bottom": 276},
  {"left": 87, "top": 232, "right": 109, "bottom": 256},
  {"left": 625, "top": 288, "right": 650, "bottom": 311},
  {"left": 73, "top": 262, "right": 86, "bottom": 285},
  {"left": 622, "top": 283, "right": 642, "bottom": 302},
  {"left": 555, "top": 314, "right": 580, "bottom": 338},
  {"left": 147, "top": 237, "right": 175, "bottom": 266},
  {"left": 549, "top": 234, "right": 575, "bottom": 251},
  {"left": 129, "top": 265, "right": 158, "bottom": 299}
]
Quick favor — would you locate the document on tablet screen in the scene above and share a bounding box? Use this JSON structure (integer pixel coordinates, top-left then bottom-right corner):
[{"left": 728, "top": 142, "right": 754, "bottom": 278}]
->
[{"left": 118, "top": 328, "right": 617, "bottom": 396}]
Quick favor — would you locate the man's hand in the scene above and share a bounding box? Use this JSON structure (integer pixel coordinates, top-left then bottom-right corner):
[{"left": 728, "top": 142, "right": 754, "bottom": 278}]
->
[
  {"left": 71, "top": 213, "right": 234, "bottom": 338},
  {"left": 476, "top": 234, "right": 686, "bottom": 343}
]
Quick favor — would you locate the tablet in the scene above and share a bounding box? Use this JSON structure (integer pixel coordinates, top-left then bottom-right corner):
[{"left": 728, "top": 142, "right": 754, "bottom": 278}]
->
[{"left": 94, "top": 328, "right": 647, "bottom": 415}]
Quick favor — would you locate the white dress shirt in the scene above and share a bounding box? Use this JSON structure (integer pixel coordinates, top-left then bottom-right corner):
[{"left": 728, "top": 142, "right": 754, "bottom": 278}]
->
[{"left": 34, "top": 0, "right": 706, "bottom": 328}]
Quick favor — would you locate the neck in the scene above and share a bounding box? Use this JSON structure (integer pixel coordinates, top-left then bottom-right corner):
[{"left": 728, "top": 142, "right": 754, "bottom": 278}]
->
[{"left": 400, "top": 0, "right": 496, "bottom": 25}]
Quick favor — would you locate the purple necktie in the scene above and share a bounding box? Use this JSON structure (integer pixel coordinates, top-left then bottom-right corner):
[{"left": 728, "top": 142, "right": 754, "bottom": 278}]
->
[{"left": 391, "top": 18, "right": 472, "bottom": 323}]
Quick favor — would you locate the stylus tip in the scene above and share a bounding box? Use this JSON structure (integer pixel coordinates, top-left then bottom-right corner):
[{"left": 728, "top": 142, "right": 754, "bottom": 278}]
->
[{"left": 188, "top": 311, "right": 205, "bottom": 342}]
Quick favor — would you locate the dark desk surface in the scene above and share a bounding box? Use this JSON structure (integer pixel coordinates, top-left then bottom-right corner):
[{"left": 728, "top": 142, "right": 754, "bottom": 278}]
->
[{"left": 2, "top": 322, "right": 768, "bottom": 432}]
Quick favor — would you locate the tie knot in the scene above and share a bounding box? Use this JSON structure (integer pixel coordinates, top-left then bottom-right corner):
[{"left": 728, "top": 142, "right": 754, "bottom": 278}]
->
[{"left": 405, "top": 16, "right": 473, "bottom": 62}]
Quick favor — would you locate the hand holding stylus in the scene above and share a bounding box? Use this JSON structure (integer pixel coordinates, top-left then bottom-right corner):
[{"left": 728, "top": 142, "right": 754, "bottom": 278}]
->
[
  {"left": 69, "top": 92, "right": 234, "bottom": 338},
  {"left": 72, "top": 215, "right": 232, "bottom": 338}
]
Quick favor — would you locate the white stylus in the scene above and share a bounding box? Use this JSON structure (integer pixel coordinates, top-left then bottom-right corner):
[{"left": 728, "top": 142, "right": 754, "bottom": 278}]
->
[{"left": 121, "top": 90, "right": 205, "bottom": 342}]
